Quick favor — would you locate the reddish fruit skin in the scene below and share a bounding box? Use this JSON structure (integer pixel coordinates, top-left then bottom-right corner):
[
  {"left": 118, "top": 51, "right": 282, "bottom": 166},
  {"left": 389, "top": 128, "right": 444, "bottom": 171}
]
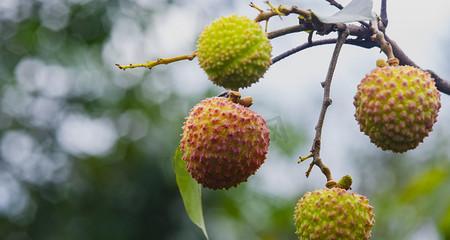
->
[
  {"left": 354, "top": 65, "right": 441, "bottom": 152},
  {"left": 180, "top": 97, "right": 270, "bottom": 189}
]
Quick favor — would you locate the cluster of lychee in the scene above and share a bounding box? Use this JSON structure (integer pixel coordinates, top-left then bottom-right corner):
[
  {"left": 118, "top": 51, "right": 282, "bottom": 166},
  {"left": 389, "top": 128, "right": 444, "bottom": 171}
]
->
[{"left": 177, "top": 14, "right": 441, "bottom": 240}]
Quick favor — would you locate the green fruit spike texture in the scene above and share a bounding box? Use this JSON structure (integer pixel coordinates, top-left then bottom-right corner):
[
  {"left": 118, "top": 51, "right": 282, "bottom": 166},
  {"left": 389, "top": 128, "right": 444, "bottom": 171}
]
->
[
  {"left": 197, "top": 15, "right": 272, "bottom": 89},
  {"left": 180, "top": 97, "right": 270, "bottom": 189},
  {"left": 354, "top": 64, "right": 441, "bottom": 153},
  {"left": 294, "top": 188, "right": 375, "bottom": 240}
]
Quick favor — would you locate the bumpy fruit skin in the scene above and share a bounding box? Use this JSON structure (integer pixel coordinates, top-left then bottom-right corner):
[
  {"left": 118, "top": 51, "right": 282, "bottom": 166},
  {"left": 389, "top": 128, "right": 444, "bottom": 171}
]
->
[
  {"left": 294, "top": 188, "right": 375, "bottom": 240},
  {"left": 180, "top": 97, "right": 270, "bottom": 189},
  {"left": 197, "top": 15, "right": 272, "bottom": 89},
  {"left": 354, "top": 65, "right": 441, "bottom": 152}
]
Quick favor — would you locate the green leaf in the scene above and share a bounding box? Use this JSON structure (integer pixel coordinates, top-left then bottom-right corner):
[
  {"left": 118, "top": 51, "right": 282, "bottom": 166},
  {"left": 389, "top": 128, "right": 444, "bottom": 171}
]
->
[
  {"left": 173, "top": 147, "right": 208, "bottom": 239},
  {"left": 315, "top": 0, "right": 376, "bottom": 24},
  {"left": 399, "top": 167, "right": 449, "bottom": 203}
]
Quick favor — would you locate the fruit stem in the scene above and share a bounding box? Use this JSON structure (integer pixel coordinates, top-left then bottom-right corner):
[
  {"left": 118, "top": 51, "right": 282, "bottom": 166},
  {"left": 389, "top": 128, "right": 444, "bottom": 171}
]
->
[
  {"left": 387, "top": 57, "right": 399, "bottom": 66},
  {"left": 223, "top": 90, "right": 254, "bottom": 108},
  {"left": 370, "top": 20, "right": 394, "bottom": 60},
  {"left": 115, "top": 52, "right": 197, "bottom": 70}
]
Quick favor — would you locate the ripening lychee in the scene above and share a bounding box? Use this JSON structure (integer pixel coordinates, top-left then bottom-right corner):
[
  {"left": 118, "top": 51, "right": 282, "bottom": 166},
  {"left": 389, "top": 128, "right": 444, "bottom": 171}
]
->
[
  {"left": 180, "top": 97, "right": 270, "bottom": 189},
  {"left": 294, "top": 188, "right": 375, "bottom": 240},
  {"left": 197, "top": 15, "right": 272, "bottom": 89},
  {"left": 354, "top": 63, "right": 441, "bottom": 152}
]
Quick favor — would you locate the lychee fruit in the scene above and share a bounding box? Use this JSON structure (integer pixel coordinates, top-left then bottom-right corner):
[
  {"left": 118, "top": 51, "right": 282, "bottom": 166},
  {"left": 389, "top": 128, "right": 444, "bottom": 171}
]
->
[
  {"left": 180, "top": 97, "right": 270, "bottom": 189},
  {"left": 294, "top": 188, "right": 375, "bottom": 240},
  {"left": 196, "top": 15, "right": 272, "bottom": 89},
  {"left": 354, "top": 63, "right": 441, "bottom": 152}
]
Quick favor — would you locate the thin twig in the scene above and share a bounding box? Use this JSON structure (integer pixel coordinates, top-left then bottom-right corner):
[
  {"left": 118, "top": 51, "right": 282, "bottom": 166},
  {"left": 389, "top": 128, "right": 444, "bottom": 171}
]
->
[
  {"left": 380, "top": 0, "right": 388, "bottom": 28},
  {"left": 272, "top": 38, "right": 376, "bottom": 65},
  {"left": 267, "top": 24, "right": 310, "bottom": 39},
  {"left": 299, "top": 29, "right": 349, "bottom": 182},
  {"left": 249, "top": 2, "right": 264, "bottom": 13},
  {"left": 115, "top": 52, "right": 197, "bottom": 70},
  {"left": 253, "top": 3, "right": 311, "bottom": 22}
]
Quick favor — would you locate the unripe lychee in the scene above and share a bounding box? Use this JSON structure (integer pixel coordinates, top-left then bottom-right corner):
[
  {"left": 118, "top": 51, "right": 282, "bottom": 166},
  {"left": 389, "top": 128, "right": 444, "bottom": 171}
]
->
[
  {"left": 197, "top": 15, "right": 272, "bottom": 89},
  {"left": 354, "top": 64, "right": 441, "bottom": 152},
  {"left": 180, "top": 97, "right": 270, "bottom": 189},
  {"left": 294, "top": 188, "right": 375, "bottom": 240}
]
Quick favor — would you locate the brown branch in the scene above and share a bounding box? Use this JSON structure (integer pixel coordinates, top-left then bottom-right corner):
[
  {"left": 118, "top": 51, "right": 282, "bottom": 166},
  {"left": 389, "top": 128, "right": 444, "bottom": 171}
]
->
[
  {"left": 381, "top": 0, "right": 388, "bottom": 28},
  {"left": 299, "top": 30, "right": 349, "bottom": 182},
  {"left": 267, "top": 24, "right": 310, "bottom": 39},
  {"left": 272, "top": 38, "right": 376, "bottom": 65}
]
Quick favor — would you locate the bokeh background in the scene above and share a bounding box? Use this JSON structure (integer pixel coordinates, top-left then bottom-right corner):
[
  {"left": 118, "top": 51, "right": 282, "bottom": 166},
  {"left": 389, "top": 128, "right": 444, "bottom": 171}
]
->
[{"left": 0, "top": 0, "right": 449, "bottom": 239}]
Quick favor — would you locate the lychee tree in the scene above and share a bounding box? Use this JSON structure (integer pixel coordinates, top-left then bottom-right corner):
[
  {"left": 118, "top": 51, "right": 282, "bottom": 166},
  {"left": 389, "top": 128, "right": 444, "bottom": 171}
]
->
[{"left": 116, "top": 0, "right": 450, "bottom": 239}]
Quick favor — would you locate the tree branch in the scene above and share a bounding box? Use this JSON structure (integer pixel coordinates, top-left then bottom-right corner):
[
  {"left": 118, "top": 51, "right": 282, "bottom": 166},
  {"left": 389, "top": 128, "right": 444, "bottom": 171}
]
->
[
  {"left": 267, "top": 24, "right": 309, "bottom": 39},
  {"left": 381, "top": 0, "right": 388, "bottom": 28},
  {"left": 272, "top": 38, "right": 376, "bottom": 65},
  {"left": 299, "top": 30, "right": 349, "bottom": 182}
]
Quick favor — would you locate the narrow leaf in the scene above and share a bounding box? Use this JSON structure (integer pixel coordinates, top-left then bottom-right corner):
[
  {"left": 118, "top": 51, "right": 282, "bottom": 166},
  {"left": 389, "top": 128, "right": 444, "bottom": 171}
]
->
[
  {"left": 316, "top": 0, "right": 376, "bottom": 24},
  {"left": 173, "top": 147, "right": 209, "bottom": 239}
]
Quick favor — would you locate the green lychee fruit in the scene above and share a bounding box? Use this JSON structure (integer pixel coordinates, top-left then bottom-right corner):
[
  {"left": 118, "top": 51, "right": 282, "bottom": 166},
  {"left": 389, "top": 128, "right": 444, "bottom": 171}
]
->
[
  {"left": 354, "top": 64, "right": 441, "bottom": 153},
  {"left": 180, "top": 97, "right": 270, "bottom": 189},
  {"left": 294, "top": 188, "right": 375, "bottom": 240},
  {"left": 197, "top": 15, "right": 272, "bottom": 89}
]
